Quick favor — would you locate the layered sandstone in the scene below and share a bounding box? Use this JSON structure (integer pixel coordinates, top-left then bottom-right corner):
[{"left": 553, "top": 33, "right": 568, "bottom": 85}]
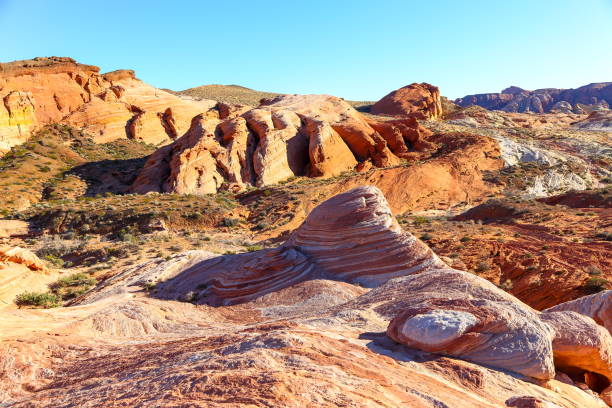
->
[
  {"left": 2, "top": 187, "right": 611, "bottom": 406},
  {"left": 85, "top": 186, "right": 446, "bottom": 305},
  {"left": 0, "top": 57, "right": 215, "bottom": 152},
  {"left": 0, "top": 247, "right": 55, "bottom": 308},
  {"left": 371, "top": 82, "right": 443, "bottom": 119},
  {"left": 546, "top": 291, "right": 612, "bottom": 335},
  {"left": 131, "top": 94, "right": 435, "bottom": 194},
  {"left": 573, "top": 111, "right": 612, "bottom": 131}
]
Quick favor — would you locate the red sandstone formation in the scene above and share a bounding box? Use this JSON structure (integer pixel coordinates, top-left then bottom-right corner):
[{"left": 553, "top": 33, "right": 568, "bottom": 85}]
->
[
  {"left": 0, "top": 247, "right": 55, "bottom": 307},
  {"left": 2, "top": 186, "right": 611, "bottom": 407},
  {"left": 0, "top": 57, "right": 215, "bottom": 153},
  {"left": 131, "top": 94, "right": 436, "bottom": 194},
  {"left": 371, "top": 82, "right": 443, "bottom": 119}
]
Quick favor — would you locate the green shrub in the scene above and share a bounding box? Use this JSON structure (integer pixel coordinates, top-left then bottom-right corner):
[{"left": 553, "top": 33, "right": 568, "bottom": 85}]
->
[
  {"left": 245, "top": 245, "right": 263, "bottom": 252},
  {"left": 420, "top": 233, "right": 433, "bottom": 241},
  {"left": 221, "top": 218, "right": 240, "bottom": 227},
  {"left": 15, "top": 291, "right": 60, "bottom": 308},
  {"left": 584, "top": 277, "right": 609, "bottom": 294},
  {"left": 459, "top": 236, "right": 471, "bottom": 242},
  {"left": 413, "top": 216, "right": 430, "bottom": 226},
  {"left": 49, "top": 273, "right": 97, "bottom": 300},
  {"left": 43, "top": 254, "right": 64, "bottom": 267},
  {"left": 51, "top": 273, "right": 97, "bottom": 289}
]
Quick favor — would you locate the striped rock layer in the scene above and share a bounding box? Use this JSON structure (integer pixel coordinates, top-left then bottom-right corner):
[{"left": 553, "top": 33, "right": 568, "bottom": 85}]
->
[
  {"left": 154, "top": 186, "right": 445, "bottom": 305},
  {"left": 545, "top": 290, "right": 612, "bottom": 335},
  {"left": 73, "top": 185, "right": 612, "bottom": 394}
]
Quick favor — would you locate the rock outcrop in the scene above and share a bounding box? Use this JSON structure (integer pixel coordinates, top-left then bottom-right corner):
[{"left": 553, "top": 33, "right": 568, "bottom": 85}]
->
[
  {"left": 455, "top": 82, "right": 612, "bottom": 113},
  {"left": 0, "top": 246, "right": 55, "bottom": 308},
  {"left": 545, "top": 291, "right": 612, "bottom": 335},
  {"left": 77, "top": 186, "right": 612, "bottom": 395},
  {"left": 96, "top": 186, "right": 446, "bottom": 305},
  {"left": 371, "top": 83, "right": 443, "bottom": 119},
  {"left": 573, "top": 111, "right": 612, "bottom": 131},
  {"left": 2, "top": 186, "right": 612, "bottom": 407},
  {"left": 131, "top": 95, "right": 435, "bottom": 194},
  {"left": 542, "top": 311, "right": 612, "bottom": 391},
  {"left": 0, "top": 57, "right": 215, "bottom": 153}
]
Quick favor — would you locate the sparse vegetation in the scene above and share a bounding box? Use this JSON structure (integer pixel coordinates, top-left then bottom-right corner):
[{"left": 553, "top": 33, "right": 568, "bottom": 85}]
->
[
  {"left": 15, "top": 291, "right": 60, "bottom": 308},
  {"left": 584, "top": 277, "right": 609, "bottom": 294}
]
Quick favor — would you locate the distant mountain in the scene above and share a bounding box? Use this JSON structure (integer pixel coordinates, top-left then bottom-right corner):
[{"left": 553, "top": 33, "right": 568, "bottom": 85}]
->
[{"left": 455, "top": 82, "right": 612, "bottom": 113}]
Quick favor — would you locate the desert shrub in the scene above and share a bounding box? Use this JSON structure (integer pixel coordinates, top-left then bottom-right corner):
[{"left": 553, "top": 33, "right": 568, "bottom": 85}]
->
[
  {"left": 245, "top": 245, "right": 263, "bottom": 252},
  {"left": 584, "top": 277, "right": 609, "bottom": 294},
  {"left": 116, "top": 228, "right": 138, "bottom": 243},
  {"left": 50, "top": 273, "right": 97, "bottom": 300},
  {"left": 420, "top": 233, "right": 433, "bottom": 241},
  {"left": 51, "top": 273, "right": 97, "bottom": 289},
  {"left": 183, "top": 212, "right": 202, "bottom": 221},
  {"left": 413, "top": 216, "right": 430, "bottom": 226},
  {"left": 476, "top": 261, "right": 490, "bottom": 273},
  {"left": 43, "top": 254, "right": 65, "bottom": 267},
  {"left": 459, "top": 236, "right": 471, "bottom": 242},
  {"left": 587, "top": 266, "right": 602, "bottom": 276},
  {"left": 15, "top": 291, "right": 60, "bottom": 308},
  {"left": 498, "top": 279, "right": 514, "bottom": 291},
  {"left": 221, "top": 217, "right": 240, "bottom": 227},
  {"left": 595, "top": 231, "right": 612, "bottom": 241},
  {"left": 36, "top": 237, "right": 85, "bottom": 259}
]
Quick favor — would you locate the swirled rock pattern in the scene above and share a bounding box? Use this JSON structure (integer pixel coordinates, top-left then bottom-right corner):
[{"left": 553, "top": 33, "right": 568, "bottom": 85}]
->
[
  {"left": 545, "top": 291, "right": 612, "bottom": 335},
  {"left": 541, "top": 311, "right": 612, "bottom": 389},
  {"left": 374, "top": 269, "right": 556, "bottom": 379},
  {"left": 130, "top": 95, "right": 435, "bottom": 194},
  {"left": 146, "top": 186, "right": 445, "bottom": 305},
  {"left": 3, "top": 186, "right": 612, "bottom": 407}
]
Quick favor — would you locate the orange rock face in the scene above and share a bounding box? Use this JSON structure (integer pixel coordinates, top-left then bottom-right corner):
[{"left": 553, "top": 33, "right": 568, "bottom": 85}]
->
[
  {"left": 371, "top": 82, "right": 443, "bottom": 119},
  {"left": 0, "top": 57, "right": 216, "bottom": 151},
  {"left": 131, "top": 94, "right": 439, "bottom": 194}
]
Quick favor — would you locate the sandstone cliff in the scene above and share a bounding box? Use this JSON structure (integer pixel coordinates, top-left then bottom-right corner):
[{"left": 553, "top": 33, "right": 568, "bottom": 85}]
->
[
  {"left": 130, "top": 94, "right": 436, "bottom": 194},
  {"left": 0, "top": 57, "right": 215, "bottom": 153}
]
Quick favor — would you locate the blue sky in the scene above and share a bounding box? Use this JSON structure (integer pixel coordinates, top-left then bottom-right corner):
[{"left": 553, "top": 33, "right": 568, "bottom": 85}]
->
[{"left": 1, "top": 0, "right": 611, "bottom": 100}]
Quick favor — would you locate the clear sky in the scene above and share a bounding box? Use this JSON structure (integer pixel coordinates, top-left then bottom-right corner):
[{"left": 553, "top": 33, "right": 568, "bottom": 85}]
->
[{"left": 1, "top": 0, "right": 611, "bottom": 100}]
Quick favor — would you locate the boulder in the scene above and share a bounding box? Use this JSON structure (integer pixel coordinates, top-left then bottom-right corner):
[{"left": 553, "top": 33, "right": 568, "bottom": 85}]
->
[
  {"left": 541, "top": 311, "right": 612, "bottom": 390},
  {"left": 371, "top": 83, "right": 443, "bottom": 119},
  {"left": 545, "top": 291, "right": 612, "bottom": 335}
]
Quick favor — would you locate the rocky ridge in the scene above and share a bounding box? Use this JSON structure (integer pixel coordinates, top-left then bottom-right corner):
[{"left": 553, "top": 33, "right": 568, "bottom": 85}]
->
[
  {"left": 130, "top": 94, "right": 439, "bottom": 195},
  {"left": 455, "top": 83, "right": 612, "bottom": 114}
]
